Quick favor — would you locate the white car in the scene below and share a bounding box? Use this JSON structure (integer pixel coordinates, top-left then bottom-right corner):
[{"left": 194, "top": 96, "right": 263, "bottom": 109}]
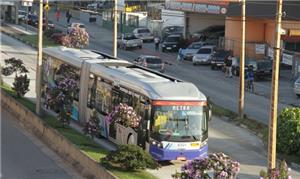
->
[
  {"left": 18, "top": 10, "right": 27, "bottom": 21},
  {"left": 67, "top": 23, "right": 86, "bottom": 34},
  {"left": 182, "top": 42, "right": 213, "bottom": 61},
  {"left": 192, "top": 45, "right": 216, "bottom": 65},
  {"left": 117, "top": 34, "right": 143, "bottom": 50},
  {"left": 132, "top": 28, "right": 154, "bottom": 42}
]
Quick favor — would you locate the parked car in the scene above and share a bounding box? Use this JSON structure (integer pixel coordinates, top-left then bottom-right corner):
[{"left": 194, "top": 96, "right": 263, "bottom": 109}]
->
[
  {"left": 231, "top": 58, "right": 273, "bottom": 80},
  {"left": 192, "top": 45, "right": 217, "bottom": 65},
  {"left": 134, "top": 55, "right": 165, "bottom": 72},
  {"left": 34, "top": 19, "right": 55, "bottom": 30},
  {"left": 26, "top": 14, "right": 38, "bottom": 26},
  {"left": 161, "top": 26, "right": 184, "bottom": 40},
  {"left": 210, "top": 49, "right": 231, "bottom": 70},
  {"left": 161, "top": 34, "right": 182, "bottom": 52},
  {"left": 182, "top": 42, "right": 214, "bottom": 61},
  {"left": 67, "top": 23, "right": 86, "bottom": 34},
  {"left": 192, "top": 25, "right": 225, "bottom": 42},
  {"left": 294, "top": 76, "right": 300, "bottom": 97},
  {"left": 133, "top": 28, "right": 154, "bottom": 42},
  {"left": 117, "top": 34, "right": 143, "bottom": 50},
  {"left": 18, "top": 10, "right": 27, "bottom": 21}
]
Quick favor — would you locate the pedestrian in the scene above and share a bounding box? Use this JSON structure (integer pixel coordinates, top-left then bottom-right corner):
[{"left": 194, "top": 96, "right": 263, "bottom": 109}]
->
[
  {"left": 224, "top": 55, "right": 233, "bottom": 78},
  {"left": 55, "top": 10, "right": 61, "bottom": 22},
  {"left": 67, "top": 12, "right": 72, "bottom": 24},
  {"left": 154, "top": 36, "right": 160, "bottom": 51},
  {"left": 246, "top": 65, "right": 255, "bottom": 92},
  {"left": 177, "top": 48, "right": 184, "bottom": 62}
]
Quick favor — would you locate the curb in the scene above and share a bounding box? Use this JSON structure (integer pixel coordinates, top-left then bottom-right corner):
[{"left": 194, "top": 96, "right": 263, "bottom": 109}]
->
[{"left": 1, "top": 28, "right": 37, "bottom": 49}]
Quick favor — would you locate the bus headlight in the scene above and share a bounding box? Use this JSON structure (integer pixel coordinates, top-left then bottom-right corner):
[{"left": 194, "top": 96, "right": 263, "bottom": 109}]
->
[{"left": 150, "top": 139, "right": 163, "bottom": 148}]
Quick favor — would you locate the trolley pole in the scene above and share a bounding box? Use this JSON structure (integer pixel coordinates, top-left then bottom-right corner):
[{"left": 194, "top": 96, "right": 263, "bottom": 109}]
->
[
  {"left": 113, "top": 0, "right": 118, "bottom": 58},
  {"left": 268, "top": 0, "right": 283, "bottom": 171},
  {"left": 238, "top": 0, "right": 246, "bottom": 119},
  {"left": 36, "top": 0, "right": 43, "bottom": 115}
]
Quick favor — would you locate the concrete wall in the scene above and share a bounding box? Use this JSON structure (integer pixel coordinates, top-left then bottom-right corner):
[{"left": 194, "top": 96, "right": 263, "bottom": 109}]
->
[
  {"left": 225, "top": 17, "right": 300, "bottom": 58},
  {"left": 161, "top": 9, "right": 185, "bottom": 28},
  {"left": 225, "top": 17, "right": 268, "bottom": 58},
  {"left": 1, "top": 91, "right": 117, "bottom": 179}
]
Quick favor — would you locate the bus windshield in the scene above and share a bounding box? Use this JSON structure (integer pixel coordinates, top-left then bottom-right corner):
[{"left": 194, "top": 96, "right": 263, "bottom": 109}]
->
[{"left": 151, "top": 104, "right": 208, "bottom": 142}]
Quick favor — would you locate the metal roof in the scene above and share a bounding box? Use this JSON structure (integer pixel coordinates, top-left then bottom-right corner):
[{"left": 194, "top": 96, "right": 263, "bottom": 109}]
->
[{"left": 43, "top": 46, "right": 206, "bottom": 101}]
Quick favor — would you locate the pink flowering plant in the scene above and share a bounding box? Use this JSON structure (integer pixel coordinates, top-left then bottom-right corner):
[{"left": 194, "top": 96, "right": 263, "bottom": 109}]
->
[
  {"left": 83, "top": 110, "right": 100, "bottom": 139},
  {"left": 105, "top": 103, "right": 141, "bottom": 130},
  {"left": 44, "top": 77, "right": 78, "bottom": 128},
  {"left": 259, "top": 160, "right": 292, "bottom": 179},
  {"left": 172, "top": 152, "right": 240, "bottom": 179},
  {"left": 61, "top": 27, "right": 89, "bottom": 48}
]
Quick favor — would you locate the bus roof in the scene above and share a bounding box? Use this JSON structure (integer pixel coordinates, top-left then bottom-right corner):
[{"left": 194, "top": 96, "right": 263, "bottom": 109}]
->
[
  {"left": 43, "top": 46, "right": 131, "bottom": 67},
  {"left": 43, "top": 47, "right": 206, "bottom": 101}
]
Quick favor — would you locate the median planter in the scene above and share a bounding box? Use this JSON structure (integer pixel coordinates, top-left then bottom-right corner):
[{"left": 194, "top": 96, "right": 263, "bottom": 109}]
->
[{"left": 0, "top": 90, "right": 117, "bottom": 179}]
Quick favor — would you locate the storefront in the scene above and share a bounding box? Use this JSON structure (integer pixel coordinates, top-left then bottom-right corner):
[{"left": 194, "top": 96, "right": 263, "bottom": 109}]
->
[
  {"left": 165, "top": 0, "right": 237, "bottom": 38},
  {"left": 225, "top": 1, "right": 300, "bottom": 62}
]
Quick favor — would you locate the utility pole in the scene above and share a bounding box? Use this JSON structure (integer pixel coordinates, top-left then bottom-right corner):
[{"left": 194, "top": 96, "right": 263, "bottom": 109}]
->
[
  {"left": 268, "top": 0, "right": 283, "bottom": 170},
  {"left": 36, "top": 0, "right": 43, "bottom": 115},
  {"left": 238, "top": 0, "right": 246, "bottom": 119},
  {"left": 113, "top": 0, "right": 118, "bottom": 58},
  {"left": 45, "top": 0, "right": 49, "bottom": 30}
]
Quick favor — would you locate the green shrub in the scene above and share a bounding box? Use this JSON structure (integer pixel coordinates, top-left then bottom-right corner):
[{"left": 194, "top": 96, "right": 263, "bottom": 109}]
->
[
  {"left": 44, "top": 29, "right": 63, "bottom": 38},
  {"left": 277, "top": 107, "right": 300, "bottom": 154},
  {"left": 101, "top": 145, "right": 159, "bottom": 171}
]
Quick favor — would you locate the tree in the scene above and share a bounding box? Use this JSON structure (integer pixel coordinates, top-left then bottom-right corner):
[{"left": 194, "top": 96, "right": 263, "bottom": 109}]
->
[{"left": 1, "top": 58, "right": 30, "bottom": 97}]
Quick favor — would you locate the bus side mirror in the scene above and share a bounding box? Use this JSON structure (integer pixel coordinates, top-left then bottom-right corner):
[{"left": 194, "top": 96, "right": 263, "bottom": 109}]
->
[
  {"left": 208, "top": 104, "right": 212, "bottom": 121},
  {"left": 207, "top": 97, "right": 212, "bottom": 121}
]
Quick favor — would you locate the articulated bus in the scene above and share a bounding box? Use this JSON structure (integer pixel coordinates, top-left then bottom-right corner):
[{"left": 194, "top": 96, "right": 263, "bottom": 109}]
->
[{"left": 42, "top": 46, "right": 211, "bottom": 161}]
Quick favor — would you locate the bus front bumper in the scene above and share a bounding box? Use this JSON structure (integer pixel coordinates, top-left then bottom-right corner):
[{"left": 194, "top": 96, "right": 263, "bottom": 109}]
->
[{"left": 149, "top": 144, "right": 208, "bottom": 161}]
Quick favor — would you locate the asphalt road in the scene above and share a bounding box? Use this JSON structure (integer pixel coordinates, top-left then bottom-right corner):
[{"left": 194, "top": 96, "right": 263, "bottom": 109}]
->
[
  {"left": 1, "top": 31, "right": 300, "bottom": 179},
  {"left": 42, "top": 9, "right": 297, "bottom": 125},
  {"left": 1, "top": 109, "right": 82, "bottom": 179}
]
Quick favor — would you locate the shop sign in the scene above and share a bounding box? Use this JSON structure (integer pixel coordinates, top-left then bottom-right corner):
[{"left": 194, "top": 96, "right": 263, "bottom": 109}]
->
[
  {"left": 282, "top": 53, "right": 293, "bottom": 66},
  {"left": 181, "top": 3, "right": 193, "bottom": 11},
  {"left": 194, "top": 4, "right": 207, "bottom": 13},
  {"left": 255, "top": 44, "right": 265, "bottom": 55},
  {"left": 268, "top": 47, "right": 274, "bottom": 59},
  {"left": 166, "top": 1, "right": 226, "bottom": 14},
  {"left": 21, "top": 0, "right": 33, "bottom": 7},
  {"left": 207, "top": 5, "right": 220, "bottom": 14},
  {"left": 167, "top": 2, "right": 181, "bottom": 10}
]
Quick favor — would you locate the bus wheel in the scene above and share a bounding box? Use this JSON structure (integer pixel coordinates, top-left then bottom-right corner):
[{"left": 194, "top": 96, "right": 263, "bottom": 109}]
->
[{"left": 127, "top": 134, "right": 135, "bottom": 145}]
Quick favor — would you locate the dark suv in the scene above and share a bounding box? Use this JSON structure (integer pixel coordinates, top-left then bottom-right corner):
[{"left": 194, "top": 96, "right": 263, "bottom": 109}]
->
[
  {"left": 210, "top": 49, "right": 231, "bottom": 70},
  {"left": 231, "top": 58, "right": 272, "bottom": 80},
  {"left": 161, "top": 34, "right": 182, "bottom": 52},
  {"left": 162, "top": 26, "right": 184, "bottom": 40}
]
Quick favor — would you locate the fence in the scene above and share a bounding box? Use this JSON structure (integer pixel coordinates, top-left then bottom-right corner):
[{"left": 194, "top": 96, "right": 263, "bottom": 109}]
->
[{"left": 221, "top": 37, "right": 267, "bottom": 59}]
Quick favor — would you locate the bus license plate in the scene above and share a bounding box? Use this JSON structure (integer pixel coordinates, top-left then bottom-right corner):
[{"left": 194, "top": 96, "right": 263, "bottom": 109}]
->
[{"left": 191, "top": 143, "right": 200, "bottom": 147}]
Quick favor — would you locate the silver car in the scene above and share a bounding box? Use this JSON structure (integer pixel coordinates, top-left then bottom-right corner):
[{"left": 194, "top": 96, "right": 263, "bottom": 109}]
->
[
  {"left": 192, "top": 45, "right": 216, "bottom": 65},
  {"left": 133, "top": 28, "right": 154, "bottom": 42},
  {"left": 117, "top": 34, "right": 143, "bottom": 50},
  {"left": 294, "top": 76, "right": 300, "bottom": 97},
  {"left": 134, "top": 55, "right": 165, "bottom": 73}
]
